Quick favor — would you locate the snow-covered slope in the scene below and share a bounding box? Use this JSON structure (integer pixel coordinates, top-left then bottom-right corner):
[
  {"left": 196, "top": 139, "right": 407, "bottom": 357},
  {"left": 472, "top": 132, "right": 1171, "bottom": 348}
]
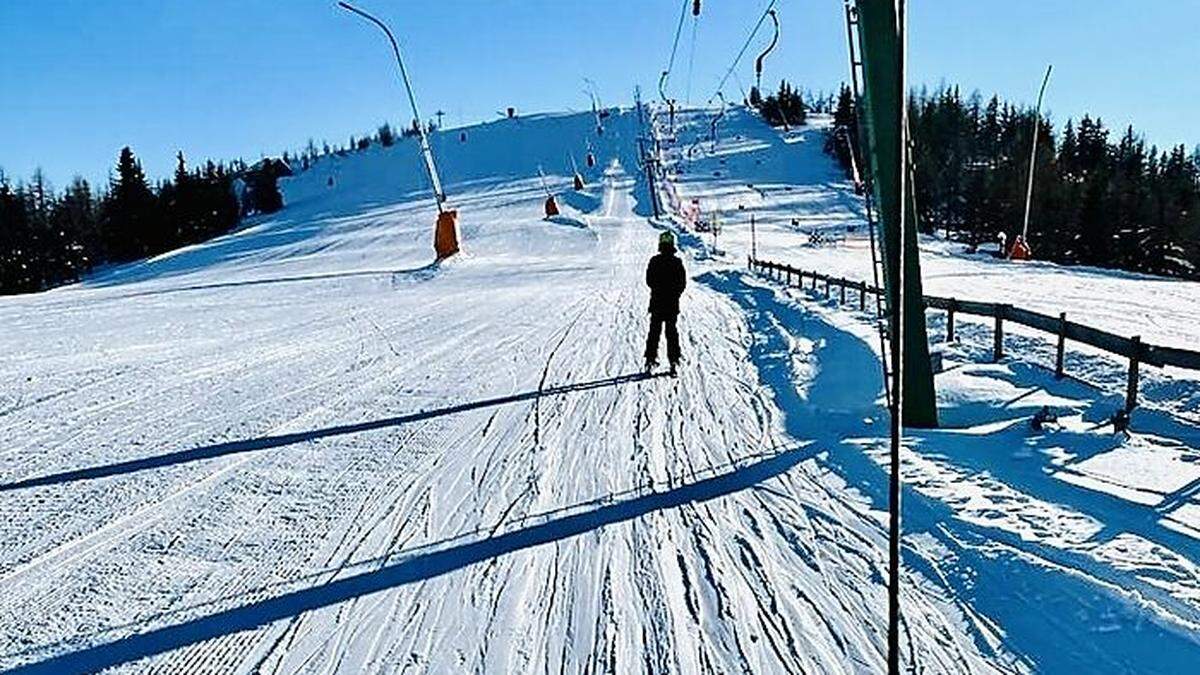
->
[
  {"left": 664, "top": 107, "right": 1200, "bottom": 673},
  {"left": 0, "top": 105, "right": 1197, "bottom": 674}
]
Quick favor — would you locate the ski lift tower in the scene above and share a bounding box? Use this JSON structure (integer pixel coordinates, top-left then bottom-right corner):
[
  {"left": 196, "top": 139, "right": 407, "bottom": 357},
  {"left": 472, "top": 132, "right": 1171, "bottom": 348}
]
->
[
  {"left": 852, "top": 0, "right": 937, "bottom": 428},
  {"left": 338, "top": 1, "right": 459, "bottom": 259},
  {"left": 849, "top": 2, "right": 938, "bottom": 673}
]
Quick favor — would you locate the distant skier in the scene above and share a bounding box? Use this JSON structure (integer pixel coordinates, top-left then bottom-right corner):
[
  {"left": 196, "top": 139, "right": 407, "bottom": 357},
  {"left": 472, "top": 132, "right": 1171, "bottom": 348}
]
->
[{"left": 644, "top": 231, "right": 687, "bottom": 376}]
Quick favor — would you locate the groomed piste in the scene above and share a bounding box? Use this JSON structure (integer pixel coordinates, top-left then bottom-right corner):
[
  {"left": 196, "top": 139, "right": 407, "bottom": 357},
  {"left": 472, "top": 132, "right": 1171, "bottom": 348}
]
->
[{"left": 2, "top": 105, "right": 1199, "bottom": 674}]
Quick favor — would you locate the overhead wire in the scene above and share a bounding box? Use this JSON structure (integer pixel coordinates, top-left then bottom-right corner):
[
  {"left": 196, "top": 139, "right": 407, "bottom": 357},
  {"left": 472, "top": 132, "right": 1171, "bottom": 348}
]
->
[
  {"left": 685, "top": 11, "right": 698, "bottom": 105},
  {"left": 709, "top": 0, "right": 780, "bottom": 103},
  {"left": 730, "top": 71, "right": 751, "bottom": 105},
  {"left": 662, "top": 0, "right": 691, "bottom": 78},
  {"left": 660, "top": 0, "right": 692, "bottom": 101}
]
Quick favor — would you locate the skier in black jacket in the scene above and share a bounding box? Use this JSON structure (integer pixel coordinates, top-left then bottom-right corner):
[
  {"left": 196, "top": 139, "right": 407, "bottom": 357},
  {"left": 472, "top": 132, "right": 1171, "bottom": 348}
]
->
[{"left": 644, "top": 231, "right": 687, "bottom": 375}]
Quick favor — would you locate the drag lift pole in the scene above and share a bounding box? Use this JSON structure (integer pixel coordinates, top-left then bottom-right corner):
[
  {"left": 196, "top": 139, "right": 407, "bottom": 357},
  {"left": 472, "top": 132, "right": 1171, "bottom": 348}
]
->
[{"left": 755, "top": 10, "right": 780, "bottom": 93}]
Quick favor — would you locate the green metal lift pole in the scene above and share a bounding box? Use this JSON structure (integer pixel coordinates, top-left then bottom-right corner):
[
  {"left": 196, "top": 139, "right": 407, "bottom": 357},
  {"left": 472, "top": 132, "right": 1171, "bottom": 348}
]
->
[
  {"left": 853, "top": 2, "right": 937, "bottom": 672},
  {"left": 854, "top": 0, "right": 938, "bottom": 428}
]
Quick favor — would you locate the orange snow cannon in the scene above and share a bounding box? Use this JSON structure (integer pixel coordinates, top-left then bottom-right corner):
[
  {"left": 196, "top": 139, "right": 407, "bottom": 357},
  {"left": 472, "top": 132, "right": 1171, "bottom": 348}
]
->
[
  {"left": 544, "top": 195, "right": 560, "bottom": 218},
  {"left": 1009, "top": 236, "right": 1031, "bottom": 261},
  {"left": 434, "top": 209, "right": 460, "bottom": 259}
]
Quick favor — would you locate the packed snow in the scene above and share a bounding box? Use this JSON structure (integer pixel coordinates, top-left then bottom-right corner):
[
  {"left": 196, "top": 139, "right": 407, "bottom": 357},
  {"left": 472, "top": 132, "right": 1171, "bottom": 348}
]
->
[{"left": 0, "top": 104, "right": 1197, "bottom": 674}]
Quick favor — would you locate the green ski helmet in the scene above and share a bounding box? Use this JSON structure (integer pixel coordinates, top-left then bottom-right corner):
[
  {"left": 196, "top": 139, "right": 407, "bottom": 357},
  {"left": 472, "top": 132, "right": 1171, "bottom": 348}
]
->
[{"left": 658, "top": 231, "right": 676, "bottom": 247}]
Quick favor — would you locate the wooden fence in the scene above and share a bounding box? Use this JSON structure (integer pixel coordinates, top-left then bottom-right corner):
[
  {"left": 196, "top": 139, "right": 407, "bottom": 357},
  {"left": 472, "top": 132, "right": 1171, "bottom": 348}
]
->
[{"left": 748, "top": 257, "right": 1200, "bottom": 412}]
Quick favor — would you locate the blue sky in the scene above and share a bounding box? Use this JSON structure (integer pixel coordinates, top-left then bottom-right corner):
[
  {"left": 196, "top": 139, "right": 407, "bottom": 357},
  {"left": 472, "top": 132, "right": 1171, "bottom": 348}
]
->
[{"left": 3, "top": 1, "right": 1198, "bottom": 188}]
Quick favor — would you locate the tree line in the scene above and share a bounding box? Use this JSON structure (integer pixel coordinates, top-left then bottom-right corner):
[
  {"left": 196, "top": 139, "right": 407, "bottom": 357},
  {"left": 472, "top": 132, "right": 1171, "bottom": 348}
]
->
[
  {"left": 749, "top": 80, "right": 814, "bottom": 128},
  {"left": 0, "top": 115, "right": 432, "bottom": 296},
  {"left": 827, "top": 84, "right": 1200, "bottom": 279},
  {"left": 0, "top": 148, "right": 280, "bottom": 295}
]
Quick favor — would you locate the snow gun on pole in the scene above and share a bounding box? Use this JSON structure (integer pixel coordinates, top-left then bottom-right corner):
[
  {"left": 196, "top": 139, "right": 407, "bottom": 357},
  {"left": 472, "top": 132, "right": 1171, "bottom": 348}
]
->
[
  {"left": 538, "top": 166, "right": 560, "bottom": 218},
  {"left": 1021, "top": 64, "right": 1053, "bottom": 248},
  {"left": 337, "top": 1, "right": 459, "bottom": 259},
  {"left": 584, "top": 78, "right": 605, "bottom": 136},
  {"left": 568, "top": 154, "right": 585, "bottom": 191}
]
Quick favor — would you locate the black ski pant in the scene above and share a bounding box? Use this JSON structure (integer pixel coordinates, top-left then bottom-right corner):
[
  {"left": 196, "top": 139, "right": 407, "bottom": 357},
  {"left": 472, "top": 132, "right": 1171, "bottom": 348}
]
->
[{"left": 644, "top": 312, "right": 680, "bottom": 365}]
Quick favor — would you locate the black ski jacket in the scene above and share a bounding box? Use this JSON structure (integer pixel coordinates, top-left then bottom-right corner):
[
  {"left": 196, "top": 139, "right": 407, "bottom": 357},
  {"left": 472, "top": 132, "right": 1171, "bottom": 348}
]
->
[{"left": 645, "top": 250, "right": 686, "bottom": 316}]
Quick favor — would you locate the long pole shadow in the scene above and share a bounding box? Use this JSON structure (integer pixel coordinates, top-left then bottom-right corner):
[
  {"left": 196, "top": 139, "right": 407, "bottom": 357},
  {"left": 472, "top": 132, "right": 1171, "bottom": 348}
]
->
[
  {"left": 0, "top": 372, "right": 661, "bottom": 493},
  {"left": 6, "top": 447, "right": 816, "bottom": 675},
  {"left": 16, "top": 449, "right": 791, "bottom": 652}
]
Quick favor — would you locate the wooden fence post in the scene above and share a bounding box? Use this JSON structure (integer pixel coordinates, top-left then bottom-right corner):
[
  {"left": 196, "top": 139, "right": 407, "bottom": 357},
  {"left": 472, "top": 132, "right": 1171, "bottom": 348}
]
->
[
  {"left": 824, "top": 276, "right": 830, "bottom": 298},
  {"left": 1055, "top": 312, "right": 1067, "bottom": 379},
  {"left": 859, "top": 281, "right": 867, "bottom": 311},
  {"left": 839, "top": 279, "right": 847, "bottom": 304},
  {"left": 993, "top": 306, "right": 1006, "bottom": 362},
  {"left": 947, "top": 298, "right": 956, "bottom": 342},
  {"left": 1126, "top": 336, "right": 1141, "bottom": 412}
]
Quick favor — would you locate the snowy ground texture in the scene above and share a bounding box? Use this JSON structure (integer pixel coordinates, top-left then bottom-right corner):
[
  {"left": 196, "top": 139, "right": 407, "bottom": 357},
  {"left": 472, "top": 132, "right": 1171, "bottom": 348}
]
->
[{"left": 1, "top": 106, "right": 1198, "bottom": 674}]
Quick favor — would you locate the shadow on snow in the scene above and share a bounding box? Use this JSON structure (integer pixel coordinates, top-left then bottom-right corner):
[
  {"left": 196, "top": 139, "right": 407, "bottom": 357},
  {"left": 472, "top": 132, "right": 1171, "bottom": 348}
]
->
[
  {"left": 0, "top": 372, "right": 661, "bottom": 493},
  {"left": 6, "top": 447, "right": 816, "bottom": 674},
  {"left": 703, "top": 269, "right": 1200, "bottom": 674}
]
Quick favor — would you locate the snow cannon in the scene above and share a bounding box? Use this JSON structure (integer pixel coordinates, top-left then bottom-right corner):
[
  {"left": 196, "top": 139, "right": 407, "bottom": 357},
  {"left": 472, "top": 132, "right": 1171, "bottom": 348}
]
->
[
  {"left": 336, "top": 1, "right": 458, "bottom": 261},
  {"left": 1009, "top": 235, "right": 1032, "bottom": 261},
  {"left": 537, "top": 165, "right": 559, "bottom": 218},
  {"left": 567, "top": 154, "right": 585, "bottom": 191},
  {"left": 434, "top": 209, "right": 460, "bottom": 259},
  {"left": 586, "top": 152, "right": 596, "bottom": 168}
]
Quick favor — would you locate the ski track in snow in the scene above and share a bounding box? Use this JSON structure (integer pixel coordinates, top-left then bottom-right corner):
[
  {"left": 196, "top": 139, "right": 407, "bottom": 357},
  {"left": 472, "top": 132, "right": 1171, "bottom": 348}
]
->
[{"left": 0, "top": 107, "right": 1196, "bottom": 674}]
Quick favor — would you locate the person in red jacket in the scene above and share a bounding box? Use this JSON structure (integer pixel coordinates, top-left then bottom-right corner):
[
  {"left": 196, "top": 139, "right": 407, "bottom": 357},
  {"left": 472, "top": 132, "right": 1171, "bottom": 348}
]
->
[{"left": 644, "top": 231, "right": 687, "bottom": 375}]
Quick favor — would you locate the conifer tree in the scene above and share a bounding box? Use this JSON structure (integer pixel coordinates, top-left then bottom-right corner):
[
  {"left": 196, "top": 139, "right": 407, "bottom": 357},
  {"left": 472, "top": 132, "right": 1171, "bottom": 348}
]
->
[{"left": 102, "top": 146, "right": 158, "bottom": 261}]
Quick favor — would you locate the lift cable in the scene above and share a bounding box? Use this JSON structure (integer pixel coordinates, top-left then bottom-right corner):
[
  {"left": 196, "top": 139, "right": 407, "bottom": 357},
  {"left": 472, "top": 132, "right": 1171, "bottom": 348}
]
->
[
  {"left": 709, "top": 0, "right": 780, "bottom": 104},
  {"left": 685, "top": 12, "right": 699, "bottom": 105},
  {"left": 660, "top": 0, "right": 692, "bottom": 102}
]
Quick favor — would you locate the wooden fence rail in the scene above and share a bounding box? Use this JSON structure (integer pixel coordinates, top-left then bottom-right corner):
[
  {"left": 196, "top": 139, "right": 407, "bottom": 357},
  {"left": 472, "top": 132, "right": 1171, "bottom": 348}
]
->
[{"left": 748, "top": 256, "right": 1200, "bottom": 412}]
